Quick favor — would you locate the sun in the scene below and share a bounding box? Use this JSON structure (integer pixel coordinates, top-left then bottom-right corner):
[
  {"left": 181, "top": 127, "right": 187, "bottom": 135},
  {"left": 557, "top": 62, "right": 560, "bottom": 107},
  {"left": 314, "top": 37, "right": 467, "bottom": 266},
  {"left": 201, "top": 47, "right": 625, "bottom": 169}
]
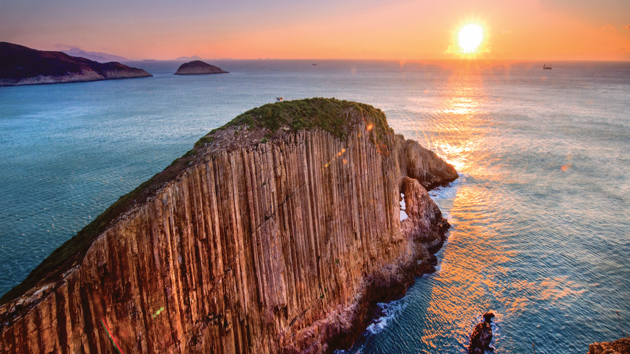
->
[{"left": 458, "top": 24, "right": 483, "bottom": 53}]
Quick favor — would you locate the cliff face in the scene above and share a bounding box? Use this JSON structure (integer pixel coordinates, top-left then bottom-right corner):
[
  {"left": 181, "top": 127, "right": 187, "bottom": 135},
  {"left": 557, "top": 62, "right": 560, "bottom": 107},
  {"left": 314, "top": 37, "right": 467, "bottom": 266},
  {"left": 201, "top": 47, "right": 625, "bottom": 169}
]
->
[
  {"left": 175, "top": 60, "right": 229, "bottom": 75},
  {"left": 0, "top": 99, "right": 457, "bottom": 353},
  {"left": 0, "top": 42, "right": 152, "bottom": 86}
]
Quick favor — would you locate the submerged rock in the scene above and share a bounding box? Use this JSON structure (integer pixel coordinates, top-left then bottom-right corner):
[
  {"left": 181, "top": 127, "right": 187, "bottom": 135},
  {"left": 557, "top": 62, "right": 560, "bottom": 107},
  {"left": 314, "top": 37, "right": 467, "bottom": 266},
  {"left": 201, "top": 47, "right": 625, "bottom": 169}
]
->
[
  {"left": 174, "top": 60, "right": 228, "bottom": 75},
  {"left": 469, "top": 312, "right": 495, "bottom": 354},
  {"left": 0, "top": 98, "right": 457, "bottom": 353}
]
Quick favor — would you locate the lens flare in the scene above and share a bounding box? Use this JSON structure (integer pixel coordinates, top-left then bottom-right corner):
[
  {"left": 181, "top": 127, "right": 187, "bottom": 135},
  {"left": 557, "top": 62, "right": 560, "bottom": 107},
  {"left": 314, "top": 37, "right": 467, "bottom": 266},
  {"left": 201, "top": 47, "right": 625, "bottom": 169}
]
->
[{"left": 459, "top": 25, "right": 483, "bottom": 53}]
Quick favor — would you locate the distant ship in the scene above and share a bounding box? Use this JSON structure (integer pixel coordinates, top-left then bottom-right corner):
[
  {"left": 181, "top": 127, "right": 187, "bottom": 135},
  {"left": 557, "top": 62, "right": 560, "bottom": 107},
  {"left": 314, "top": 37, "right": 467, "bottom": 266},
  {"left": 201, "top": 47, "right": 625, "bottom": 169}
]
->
[
  {"left": 312, "top": 64, "right": 317, "bottom": 66},
  {"left": 276, "top": 97, "right": 284, "bottom": 102},
  {"left": 542, "top": 64, "right": 552, "bottom": 70}
]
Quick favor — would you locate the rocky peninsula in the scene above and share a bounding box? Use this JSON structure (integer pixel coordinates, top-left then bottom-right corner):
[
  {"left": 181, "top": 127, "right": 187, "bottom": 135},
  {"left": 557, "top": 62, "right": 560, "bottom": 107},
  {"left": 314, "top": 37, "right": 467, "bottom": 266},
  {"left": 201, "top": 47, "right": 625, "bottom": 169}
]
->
[
  {"left": 0, "top": 42, "right": 152, "bottom": 86},
  {"left": 175, "top": 60, "right": 229, "bottom": 75},
  {"left": 0, "top": 98, "right": 457, "bottom": 353}
]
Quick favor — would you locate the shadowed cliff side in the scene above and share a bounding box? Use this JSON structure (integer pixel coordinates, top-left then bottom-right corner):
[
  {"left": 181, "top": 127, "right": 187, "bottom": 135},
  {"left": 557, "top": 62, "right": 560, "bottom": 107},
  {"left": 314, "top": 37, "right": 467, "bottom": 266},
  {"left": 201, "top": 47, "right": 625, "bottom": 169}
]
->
[{"left": 0, "top": 98, "right": 457, "bottom": 353}]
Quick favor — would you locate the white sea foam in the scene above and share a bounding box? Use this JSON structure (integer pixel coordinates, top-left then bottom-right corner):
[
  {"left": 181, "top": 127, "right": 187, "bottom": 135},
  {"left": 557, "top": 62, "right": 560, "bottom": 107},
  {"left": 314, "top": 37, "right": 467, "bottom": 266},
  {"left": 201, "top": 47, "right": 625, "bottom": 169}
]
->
[
  {"left": 429, "top": 174, "right": 467, "bottom": 201},
  {"left": 400, "top": 193, "right": 408, "bottom": 221},
  {"left": 365, "top": 299, "right": 407, "bottom": 335}
]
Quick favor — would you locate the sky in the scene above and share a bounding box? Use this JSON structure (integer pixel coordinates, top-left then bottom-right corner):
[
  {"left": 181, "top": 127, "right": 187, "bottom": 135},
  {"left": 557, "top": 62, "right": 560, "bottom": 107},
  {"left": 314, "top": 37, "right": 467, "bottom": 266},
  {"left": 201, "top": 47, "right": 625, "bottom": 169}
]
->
[{"left": 1, "top": 0, "right": 629, "bottom": 60}]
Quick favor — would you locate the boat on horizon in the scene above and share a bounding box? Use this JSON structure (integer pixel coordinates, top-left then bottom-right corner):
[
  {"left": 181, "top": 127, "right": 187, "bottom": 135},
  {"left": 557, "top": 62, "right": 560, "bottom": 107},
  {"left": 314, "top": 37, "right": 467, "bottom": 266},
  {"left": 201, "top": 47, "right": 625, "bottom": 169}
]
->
[{"left": 542, "top": 63, "right": 552, "bottom": 70}]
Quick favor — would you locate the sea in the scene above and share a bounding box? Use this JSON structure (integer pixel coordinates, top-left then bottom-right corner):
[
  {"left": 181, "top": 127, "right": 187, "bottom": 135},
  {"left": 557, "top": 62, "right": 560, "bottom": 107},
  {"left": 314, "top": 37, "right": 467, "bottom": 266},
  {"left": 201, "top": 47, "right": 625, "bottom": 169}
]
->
[{"left": 1, "top": 60, "right": 629, "bottom": 353}]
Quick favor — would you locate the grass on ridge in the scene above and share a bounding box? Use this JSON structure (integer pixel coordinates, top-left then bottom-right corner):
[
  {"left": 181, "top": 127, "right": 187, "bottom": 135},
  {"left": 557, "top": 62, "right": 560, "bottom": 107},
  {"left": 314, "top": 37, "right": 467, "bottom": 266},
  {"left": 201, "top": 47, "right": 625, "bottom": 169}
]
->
[{"left": 227, "top": 97, "right": 393, "bottom": 141}]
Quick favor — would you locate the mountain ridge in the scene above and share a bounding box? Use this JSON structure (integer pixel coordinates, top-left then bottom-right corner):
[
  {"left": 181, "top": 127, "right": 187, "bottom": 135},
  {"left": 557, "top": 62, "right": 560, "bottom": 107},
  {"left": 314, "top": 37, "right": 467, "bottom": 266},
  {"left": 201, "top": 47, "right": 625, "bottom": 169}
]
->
[{"left": 0, "top": 42, "right": 151, "bottom": 86}]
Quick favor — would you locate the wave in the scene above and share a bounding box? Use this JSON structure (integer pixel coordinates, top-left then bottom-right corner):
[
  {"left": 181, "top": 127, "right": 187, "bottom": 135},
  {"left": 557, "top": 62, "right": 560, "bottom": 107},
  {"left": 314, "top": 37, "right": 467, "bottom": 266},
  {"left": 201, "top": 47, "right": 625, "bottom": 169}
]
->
[{"left": 366, "top": 298, "right": 408, "bottom": 335}]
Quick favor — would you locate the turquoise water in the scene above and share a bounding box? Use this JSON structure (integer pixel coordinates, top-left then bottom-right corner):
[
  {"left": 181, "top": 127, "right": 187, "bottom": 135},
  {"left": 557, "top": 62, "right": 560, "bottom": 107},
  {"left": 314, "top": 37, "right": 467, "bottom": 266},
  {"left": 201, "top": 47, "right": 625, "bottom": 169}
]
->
[{"left": 1, "top": 60, "right": 629, "bottom": 353}]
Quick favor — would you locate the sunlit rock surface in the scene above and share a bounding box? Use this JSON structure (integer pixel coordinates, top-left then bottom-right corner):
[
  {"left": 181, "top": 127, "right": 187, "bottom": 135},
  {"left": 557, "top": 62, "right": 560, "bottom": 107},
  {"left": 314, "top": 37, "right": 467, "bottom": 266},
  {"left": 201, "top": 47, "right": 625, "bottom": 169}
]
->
[
  {"left": 589, "top": 337, "right": 630, "bottom": 354},
  {"left": 0, "top": 99, "right": 457, "bottom": 353}
]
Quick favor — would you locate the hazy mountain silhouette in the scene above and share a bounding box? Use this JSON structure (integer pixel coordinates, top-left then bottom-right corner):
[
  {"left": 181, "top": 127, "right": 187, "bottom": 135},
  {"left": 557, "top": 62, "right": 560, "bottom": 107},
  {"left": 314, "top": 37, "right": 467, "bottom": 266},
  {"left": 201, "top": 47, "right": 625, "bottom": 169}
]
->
[
  {"left": 176, "top": 55, "right": 203, "bottom": 60},
  {"left": 59, "top": 47, "right": 128, "bottom": 63}
]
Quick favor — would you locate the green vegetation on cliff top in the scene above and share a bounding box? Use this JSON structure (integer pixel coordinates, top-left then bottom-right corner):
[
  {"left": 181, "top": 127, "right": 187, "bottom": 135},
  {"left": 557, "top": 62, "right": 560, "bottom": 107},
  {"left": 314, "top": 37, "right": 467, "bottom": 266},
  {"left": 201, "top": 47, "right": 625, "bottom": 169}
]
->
[
  {"left": 226, "top": 97, "right": 391, "bottom": 138},
  {"left": 0, "top": 98, "right": 392, "bottom": 305}
]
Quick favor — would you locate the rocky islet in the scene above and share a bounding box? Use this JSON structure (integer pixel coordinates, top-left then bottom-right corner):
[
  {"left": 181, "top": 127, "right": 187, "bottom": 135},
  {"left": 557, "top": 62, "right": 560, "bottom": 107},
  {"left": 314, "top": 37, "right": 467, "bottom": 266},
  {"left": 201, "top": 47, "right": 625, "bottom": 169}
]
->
[{"left": 175, "top": 60, "right": 229, "bottom": 75}]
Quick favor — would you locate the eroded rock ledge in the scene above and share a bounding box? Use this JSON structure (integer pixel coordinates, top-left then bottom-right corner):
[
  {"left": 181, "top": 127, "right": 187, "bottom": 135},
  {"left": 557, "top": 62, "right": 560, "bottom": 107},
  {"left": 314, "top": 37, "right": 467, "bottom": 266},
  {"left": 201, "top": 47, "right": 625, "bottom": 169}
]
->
[{"left": 0, "top": 98, "right": 457, "bottom": 353}]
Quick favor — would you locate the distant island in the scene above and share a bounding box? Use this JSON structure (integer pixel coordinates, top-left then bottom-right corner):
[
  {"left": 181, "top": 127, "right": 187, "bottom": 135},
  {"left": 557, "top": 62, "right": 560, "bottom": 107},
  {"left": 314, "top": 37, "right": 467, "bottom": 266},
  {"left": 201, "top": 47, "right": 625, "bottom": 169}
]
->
[
  {"left": 0, "top": 42, "right": 152, "bottom": 87},
  {"left": 176, "top": 55, "right": 203, "bottom": 61},
  {"left": 174, "top": 60, "right": 228, "bottom": 75}
]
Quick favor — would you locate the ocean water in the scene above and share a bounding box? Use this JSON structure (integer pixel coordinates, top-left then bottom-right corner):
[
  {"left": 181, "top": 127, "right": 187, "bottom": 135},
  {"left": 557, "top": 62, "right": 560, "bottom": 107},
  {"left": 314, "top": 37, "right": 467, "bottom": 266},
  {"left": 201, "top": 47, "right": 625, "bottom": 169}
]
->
[{"left": 1, "top": 60, "right": 629, "bottom": 353}]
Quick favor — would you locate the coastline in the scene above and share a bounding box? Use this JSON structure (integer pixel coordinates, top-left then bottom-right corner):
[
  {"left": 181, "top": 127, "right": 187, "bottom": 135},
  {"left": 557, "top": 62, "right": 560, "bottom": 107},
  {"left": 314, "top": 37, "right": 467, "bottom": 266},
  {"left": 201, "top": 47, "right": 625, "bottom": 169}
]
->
[{"left": 0, "top": 74, "right": 153, "bottom": 87}]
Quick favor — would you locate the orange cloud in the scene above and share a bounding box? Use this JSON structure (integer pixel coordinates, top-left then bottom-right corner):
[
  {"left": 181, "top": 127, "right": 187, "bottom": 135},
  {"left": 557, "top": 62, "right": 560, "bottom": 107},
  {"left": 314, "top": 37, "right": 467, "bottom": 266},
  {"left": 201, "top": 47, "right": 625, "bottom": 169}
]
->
[{"left": 3, "top": 0, "right": 630, "bottom": 60}]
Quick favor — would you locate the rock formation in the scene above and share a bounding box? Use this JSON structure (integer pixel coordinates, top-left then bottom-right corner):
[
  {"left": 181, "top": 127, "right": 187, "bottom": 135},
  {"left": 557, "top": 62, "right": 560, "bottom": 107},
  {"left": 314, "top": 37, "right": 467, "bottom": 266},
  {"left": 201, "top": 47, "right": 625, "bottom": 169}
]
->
[
  {"left": 0, "top": 98, "right": 457, "bottom": 353},
  {"left": 469, "top": 312, "right": 495, "bottom": 354},
  {"left": 0, "top": 42, "right": 152, "bottom": 86},
  {"left": 175, "top": 60, "right": 229, "bottom": 75},
  {"left": 589, "top": 337, "right": 630, "bottom": 354}
]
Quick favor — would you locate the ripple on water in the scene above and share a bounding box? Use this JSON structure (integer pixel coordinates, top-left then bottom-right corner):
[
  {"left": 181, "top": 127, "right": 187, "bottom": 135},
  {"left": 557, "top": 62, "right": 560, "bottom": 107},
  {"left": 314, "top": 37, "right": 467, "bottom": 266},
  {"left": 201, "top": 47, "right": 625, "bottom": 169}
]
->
[
  {"left": 346, "top": 61, "right": 630, "bottom": 354},
  {"left": 1, "top": 61, "right": 629, "bottom": 353}
]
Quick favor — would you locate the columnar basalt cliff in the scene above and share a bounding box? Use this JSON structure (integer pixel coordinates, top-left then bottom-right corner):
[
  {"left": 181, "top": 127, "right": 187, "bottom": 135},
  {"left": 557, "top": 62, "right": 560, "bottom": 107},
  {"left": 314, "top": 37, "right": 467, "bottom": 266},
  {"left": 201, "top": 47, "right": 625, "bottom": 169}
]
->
[
  {"left": 0, "top": 99, "right": 457, "bottom": 353},
  {"left": 0, "top": 42, "right": 152, "bottom": 86}
]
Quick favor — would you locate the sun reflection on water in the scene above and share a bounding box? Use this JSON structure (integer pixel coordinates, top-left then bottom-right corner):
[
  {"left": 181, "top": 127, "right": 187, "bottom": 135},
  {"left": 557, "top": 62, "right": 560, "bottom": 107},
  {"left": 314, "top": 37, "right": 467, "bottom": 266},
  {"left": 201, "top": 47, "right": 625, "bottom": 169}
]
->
[
  {"left": 391, "top": 64, "right": 595, "bottom": 353},
  {"left": 409, "top": 67, "right": 511, "bottom": 349}
]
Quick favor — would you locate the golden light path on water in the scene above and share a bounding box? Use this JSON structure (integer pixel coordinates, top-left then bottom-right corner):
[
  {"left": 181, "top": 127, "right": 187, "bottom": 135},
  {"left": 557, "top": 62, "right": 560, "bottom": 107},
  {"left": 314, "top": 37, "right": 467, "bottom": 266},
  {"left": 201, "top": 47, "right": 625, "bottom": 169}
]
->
[
  {"left": 366, "top": 63, "right": 593, "bottom": 353},
  {"left": 416, "top": 66, "right": 513, "bottom": 351}
]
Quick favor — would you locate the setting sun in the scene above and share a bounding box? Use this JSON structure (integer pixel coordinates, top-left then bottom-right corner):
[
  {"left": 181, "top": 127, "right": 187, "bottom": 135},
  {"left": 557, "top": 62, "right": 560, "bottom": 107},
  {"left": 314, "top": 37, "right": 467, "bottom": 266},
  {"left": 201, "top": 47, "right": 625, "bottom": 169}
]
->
[{"left": 458, "top": 24, "right": 483, "bottom": 53}]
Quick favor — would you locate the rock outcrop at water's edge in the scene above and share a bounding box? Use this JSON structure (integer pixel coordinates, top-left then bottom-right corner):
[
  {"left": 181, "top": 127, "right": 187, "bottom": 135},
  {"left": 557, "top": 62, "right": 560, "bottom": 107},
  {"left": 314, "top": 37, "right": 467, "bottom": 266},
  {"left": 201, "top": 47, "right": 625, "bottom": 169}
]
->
[
  {"left": 0, "top": 98, "right": 457, "bottom": 353},
  {"left": 0, "top": 42, "right": 152, "bottom": 86},
  {"left": 589, "top": 337, "right": 630, "bottom": 354}
]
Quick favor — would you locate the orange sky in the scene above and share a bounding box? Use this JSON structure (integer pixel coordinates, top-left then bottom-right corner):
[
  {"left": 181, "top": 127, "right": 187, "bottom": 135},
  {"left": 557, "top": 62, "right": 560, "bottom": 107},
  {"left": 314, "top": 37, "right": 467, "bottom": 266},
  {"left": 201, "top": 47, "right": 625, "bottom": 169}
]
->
[{"left": 1, "top": 0, "right": 629, "bottom": 60}]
